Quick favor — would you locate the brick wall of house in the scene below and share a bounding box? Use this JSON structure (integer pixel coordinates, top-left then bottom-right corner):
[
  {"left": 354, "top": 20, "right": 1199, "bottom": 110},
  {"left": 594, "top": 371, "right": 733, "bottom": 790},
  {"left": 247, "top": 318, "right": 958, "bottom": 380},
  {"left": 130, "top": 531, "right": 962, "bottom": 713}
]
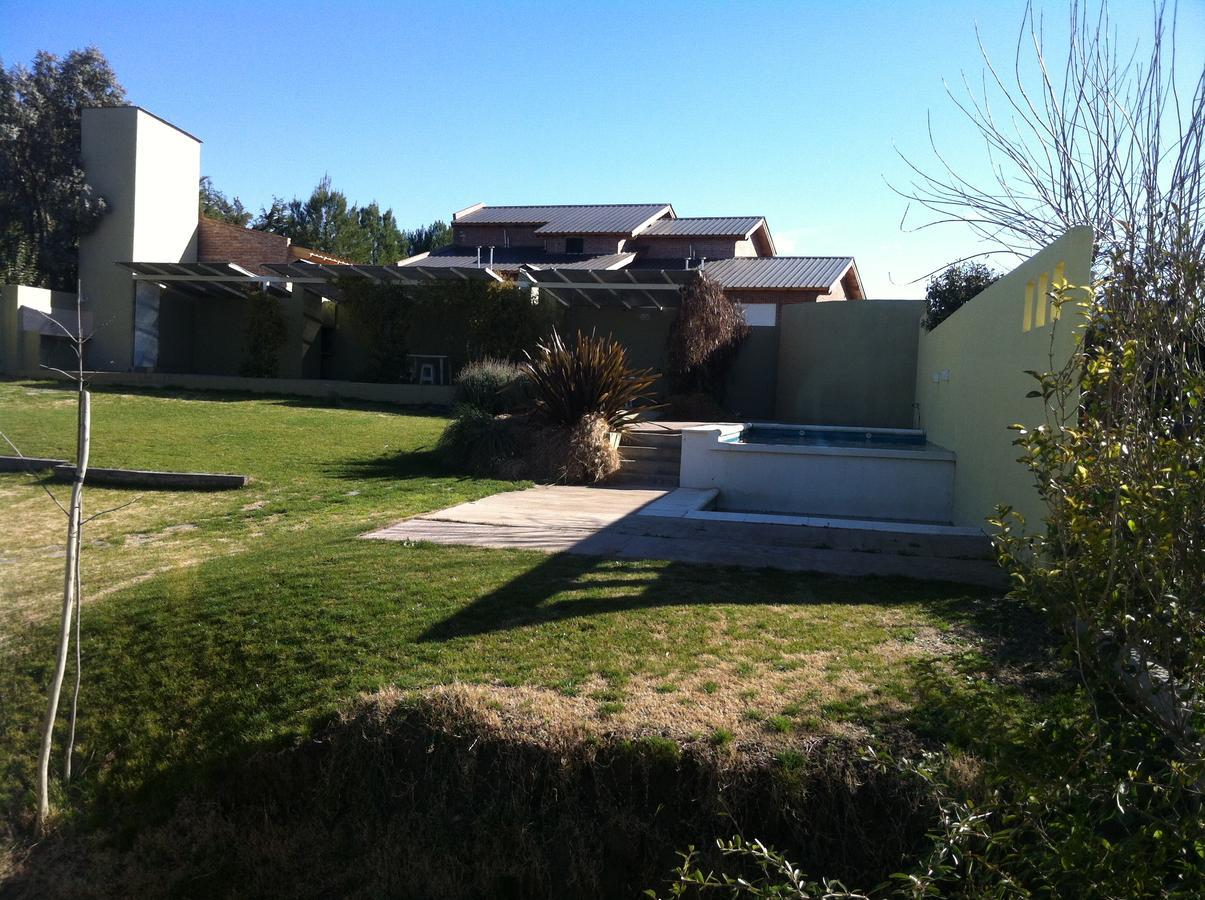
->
[
  {"left": 723, "top": 288, "right": 827, "bottom": 305},
  {"left": 542, "top": 235, "right": 626, "bottom": 255},
  {"left": 632, "top": 237, "right": 750, "bottom": 260},
  {"left": 198, "top": 217, "right": 289, "bottom": 272}
]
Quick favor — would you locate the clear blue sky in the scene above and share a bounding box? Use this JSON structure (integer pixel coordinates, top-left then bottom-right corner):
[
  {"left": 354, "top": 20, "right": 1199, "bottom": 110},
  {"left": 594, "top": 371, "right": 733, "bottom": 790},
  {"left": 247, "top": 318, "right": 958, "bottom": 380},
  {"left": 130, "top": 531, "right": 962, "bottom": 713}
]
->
[{"left": 3, "top": 1, "right": 1202, "bottom": 296}]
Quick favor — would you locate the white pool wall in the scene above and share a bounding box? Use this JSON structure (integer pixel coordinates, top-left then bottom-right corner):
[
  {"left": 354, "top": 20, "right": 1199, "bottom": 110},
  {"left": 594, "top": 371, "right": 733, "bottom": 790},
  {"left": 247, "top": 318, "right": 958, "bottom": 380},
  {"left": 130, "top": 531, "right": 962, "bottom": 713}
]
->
[{"left": 679, "top": 423, "right": 956, "bottom": 523}]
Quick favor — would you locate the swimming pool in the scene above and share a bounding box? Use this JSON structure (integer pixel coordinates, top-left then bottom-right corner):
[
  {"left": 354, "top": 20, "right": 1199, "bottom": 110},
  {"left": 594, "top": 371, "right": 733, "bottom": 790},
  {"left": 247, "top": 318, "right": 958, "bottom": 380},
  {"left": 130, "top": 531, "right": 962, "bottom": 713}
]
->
[
  {"left": 731, "top": 425, "right": 930, "bottom": 450},
  {"left": 680, "top": 423, "right": 957, "bottom": 524}
]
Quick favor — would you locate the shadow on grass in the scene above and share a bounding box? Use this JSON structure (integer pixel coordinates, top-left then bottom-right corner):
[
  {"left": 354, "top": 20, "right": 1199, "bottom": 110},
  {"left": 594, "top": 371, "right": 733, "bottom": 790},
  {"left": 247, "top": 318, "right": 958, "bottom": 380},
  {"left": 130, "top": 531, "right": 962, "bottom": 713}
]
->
[
  {"left": 419, "top": 545, "right": 995, "bottom": 643},
  {"left": 326, "top": 447, "right": 456, "bottom": 481}
]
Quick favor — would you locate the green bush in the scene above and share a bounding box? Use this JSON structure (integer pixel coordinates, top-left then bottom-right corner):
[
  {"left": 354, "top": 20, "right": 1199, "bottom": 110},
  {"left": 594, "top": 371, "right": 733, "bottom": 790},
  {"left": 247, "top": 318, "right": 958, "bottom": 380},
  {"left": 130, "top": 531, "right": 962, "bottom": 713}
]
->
[
  {"left": 239, "top": 292, "right": 288, "bottom": 378},
  {"left": 524, "top": 329, "right": 660, "bottom": 430},
  {"left": 435, "top": 406, "right": 525, "bottom": 477},
  {"left": 454, "top": 358, "right": 528, "bottom": 414}
]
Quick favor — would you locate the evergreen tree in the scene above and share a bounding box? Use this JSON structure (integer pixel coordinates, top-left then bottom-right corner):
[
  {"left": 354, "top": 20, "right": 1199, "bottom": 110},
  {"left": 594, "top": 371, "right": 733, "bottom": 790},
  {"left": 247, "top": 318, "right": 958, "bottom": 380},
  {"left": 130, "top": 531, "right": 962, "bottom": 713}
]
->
[
  {"left": 0, "top": 48, "right": 126, "bottom": 289},
  {"left": 404, "top": 220, "right": 452, "bottom": 255},
  {"left": 199, "top": 176, "right": 252, "bottom": 226},
  {"left": 921, "top": 261, "right": 999, "bottom": 330}
]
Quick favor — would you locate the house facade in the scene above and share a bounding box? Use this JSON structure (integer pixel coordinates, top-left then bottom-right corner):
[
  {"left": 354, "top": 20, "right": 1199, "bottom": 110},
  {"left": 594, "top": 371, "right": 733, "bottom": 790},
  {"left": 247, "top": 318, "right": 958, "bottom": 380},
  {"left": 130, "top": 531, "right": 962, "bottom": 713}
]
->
[{"left": 1, "top": 105, "right": 884, "bottom": 420}]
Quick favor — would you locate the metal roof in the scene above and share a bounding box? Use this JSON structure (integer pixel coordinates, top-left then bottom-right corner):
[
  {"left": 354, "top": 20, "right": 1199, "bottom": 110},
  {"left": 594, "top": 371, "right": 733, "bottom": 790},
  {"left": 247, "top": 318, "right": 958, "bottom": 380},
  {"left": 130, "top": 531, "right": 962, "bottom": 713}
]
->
[
  {"left": 397, "top": 248, "right": 634, "bottom": 271},
  {"left": 640, "top": 217, "right": 765, "bottom": 238},
  {"left": 700, "top": 257, "right": 854, "bottom": 290},
  {"left": 452, "top": 204, "right": 673, "bottom": 235}
]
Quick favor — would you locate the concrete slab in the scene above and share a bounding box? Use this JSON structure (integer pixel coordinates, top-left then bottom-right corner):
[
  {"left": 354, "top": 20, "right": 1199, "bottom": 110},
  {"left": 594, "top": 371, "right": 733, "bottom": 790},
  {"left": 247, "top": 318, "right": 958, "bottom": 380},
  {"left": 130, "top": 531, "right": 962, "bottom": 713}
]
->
[
  {"left": 364, "top": 484, "right": 1007, "bottom": 589},
  {"left": 419, "top": 485, "right": 667, "bottom": 531},
  {"left": 0, "top": 455, "right": 67, "bottom": 472},
  {"left": 51, "top": 465, "right": 248, "bottom": 490}
]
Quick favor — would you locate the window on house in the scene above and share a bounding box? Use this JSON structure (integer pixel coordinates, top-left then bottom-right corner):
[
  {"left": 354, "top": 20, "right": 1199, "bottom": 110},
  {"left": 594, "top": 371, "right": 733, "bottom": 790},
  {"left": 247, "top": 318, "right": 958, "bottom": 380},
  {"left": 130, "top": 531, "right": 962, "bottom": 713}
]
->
[{"left": 565, "top": 237, "right": 584, "bottom": 254}]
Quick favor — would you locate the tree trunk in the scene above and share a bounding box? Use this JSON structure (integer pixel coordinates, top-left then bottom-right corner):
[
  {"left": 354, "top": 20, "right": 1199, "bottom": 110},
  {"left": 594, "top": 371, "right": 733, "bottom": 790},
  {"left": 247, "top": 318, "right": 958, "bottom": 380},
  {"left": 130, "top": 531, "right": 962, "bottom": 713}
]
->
[{"left": 36, "top": 389, "right": 90, "bottom": 832}]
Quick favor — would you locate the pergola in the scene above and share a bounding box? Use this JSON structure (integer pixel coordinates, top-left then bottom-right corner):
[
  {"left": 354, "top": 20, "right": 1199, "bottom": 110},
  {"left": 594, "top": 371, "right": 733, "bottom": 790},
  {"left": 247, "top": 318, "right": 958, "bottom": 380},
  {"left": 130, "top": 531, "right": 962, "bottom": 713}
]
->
[
  {"left": 118, "top": 260, "right": 698, "bottom": 309},
  {"left": 517, "top": 266, "right": 695, "bottom": 309}
]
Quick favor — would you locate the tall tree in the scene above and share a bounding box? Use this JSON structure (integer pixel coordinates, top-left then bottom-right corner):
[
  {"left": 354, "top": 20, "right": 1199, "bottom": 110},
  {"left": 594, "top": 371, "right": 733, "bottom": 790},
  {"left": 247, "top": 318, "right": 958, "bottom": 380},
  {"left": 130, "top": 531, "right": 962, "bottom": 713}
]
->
[
  {"left": 199, "top": 175, "right": 251, "bottom": 226},
  {"left": 921, "top": 261, "right": 998, "bottom": 330},
  {"left": 251, "top": 175, "right": 407, "bottom": 264},
  {"left": 0, "top": 48, "right": 126, "bottom": 289},
  {"left": 404, "top": 220, "right": 452, "bottom": 255},
  {"left": 357, "top": 202, "right": 406, "bottom": 264}
]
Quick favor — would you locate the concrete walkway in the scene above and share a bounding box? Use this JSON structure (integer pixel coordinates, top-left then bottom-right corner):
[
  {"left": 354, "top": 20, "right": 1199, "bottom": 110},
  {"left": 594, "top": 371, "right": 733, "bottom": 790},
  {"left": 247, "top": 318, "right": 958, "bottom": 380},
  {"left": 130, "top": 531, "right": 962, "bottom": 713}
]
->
[{"left": 364, "top": 485, "right": 1006, "bottom": 588}]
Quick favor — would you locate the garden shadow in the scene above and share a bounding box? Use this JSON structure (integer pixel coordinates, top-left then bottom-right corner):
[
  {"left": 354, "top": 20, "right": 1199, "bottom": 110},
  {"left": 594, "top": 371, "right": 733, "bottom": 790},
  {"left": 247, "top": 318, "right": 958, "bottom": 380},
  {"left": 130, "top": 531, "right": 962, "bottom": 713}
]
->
[{"left": 418, "top": 536, "right": 993, "bottom": 644}]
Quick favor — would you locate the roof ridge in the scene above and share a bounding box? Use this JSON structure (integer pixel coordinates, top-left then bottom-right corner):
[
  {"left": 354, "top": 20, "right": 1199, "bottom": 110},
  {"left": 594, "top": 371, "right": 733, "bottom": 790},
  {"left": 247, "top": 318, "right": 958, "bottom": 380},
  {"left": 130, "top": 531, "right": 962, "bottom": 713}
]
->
[{"left": 470, "top": 202, "right": 670, "bottom": 209}]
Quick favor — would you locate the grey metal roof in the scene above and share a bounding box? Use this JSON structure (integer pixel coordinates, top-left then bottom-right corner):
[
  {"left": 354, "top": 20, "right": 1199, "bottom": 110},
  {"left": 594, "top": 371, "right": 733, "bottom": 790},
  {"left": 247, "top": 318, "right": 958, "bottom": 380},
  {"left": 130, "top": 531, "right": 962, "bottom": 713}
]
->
[
  {"left": 700, "top": 257, "right": 854, "bottom": 290},
  {"left": 640, "top": 217, "right": 764, "bottom": 238},
  {"left": 453, "top": 204, "right": 672, "bottom": 235},
  {"left": 397, "top": 248, "right": 634, "bottom": 271}
]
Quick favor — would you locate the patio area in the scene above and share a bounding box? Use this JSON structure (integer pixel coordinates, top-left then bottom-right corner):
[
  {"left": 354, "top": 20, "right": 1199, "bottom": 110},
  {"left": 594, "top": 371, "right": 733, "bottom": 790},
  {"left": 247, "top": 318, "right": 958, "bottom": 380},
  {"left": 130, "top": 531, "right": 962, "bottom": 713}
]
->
[{"left": 364, "top": 484, "right": 1005, "bottom": 588}]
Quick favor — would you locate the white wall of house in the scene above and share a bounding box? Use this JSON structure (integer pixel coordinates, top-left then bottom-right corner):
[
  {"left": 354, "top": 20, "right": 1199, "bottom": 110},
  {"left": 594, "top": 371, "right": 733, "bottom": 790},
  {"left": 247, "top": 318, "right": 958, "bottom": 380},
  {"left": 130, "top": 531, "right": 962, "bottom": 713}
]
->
[{"left": 79, "top": 107, "right": 200, "bottom": 371}]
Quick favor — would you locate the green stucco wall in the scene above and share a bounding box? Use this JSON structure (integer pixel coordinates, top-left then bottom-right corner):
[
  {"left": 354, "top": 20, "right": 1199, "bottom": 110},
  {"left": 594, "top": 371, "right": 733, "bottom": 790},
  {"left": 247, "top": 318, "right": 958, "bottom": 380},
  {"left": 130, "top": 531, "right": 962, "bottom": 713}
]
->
[{"left": 775, "top": 299, "right": 924, "bottom": 428}]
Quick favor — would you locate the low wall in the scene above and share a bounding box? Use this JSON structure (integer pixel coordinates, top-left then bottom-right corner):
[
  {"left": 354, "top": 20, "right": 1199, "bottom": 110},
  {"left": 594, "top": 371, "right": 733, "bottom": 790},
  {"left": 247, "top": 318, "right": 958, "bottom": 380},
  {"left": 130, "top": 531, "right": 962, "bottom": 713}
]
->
[
  {"left": 679, "top": 424, "right": 955, "bottom": 523},
  {"left": 775, "top": 300, "right": 923, "bottom": 428},
  {"left": 1, "top": 284, "right": 77, "bottom": 376},
  {"left": 34, "top": 371, "right": 455, "bottom": 406},
  {"left": 915, "top": 226, "right": 1093, "bottom": 530}
]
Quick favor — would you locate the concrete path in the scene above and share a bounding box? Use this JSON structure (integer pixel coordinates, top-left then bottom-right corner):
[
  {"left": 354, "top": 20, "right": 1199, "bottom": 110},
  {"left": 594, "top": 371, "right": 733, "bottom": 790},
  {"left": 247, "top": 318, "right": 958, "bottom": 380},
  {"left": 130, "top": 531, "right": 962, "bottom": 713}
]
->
[{"left": 364, "top": 485, "right": 1006, "bottom": 589}]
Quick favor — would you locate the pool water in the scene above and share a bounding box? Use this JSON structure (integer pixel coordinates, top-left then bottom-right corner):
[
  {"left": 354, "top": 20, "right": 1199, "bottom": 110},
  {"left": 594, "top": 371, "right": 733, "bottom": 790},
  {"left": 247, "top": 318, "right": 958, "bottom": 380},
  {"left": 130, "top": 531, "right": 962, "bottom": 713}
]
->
[{"left": 733, "top": 426, "right": 928, "bottom": 450}]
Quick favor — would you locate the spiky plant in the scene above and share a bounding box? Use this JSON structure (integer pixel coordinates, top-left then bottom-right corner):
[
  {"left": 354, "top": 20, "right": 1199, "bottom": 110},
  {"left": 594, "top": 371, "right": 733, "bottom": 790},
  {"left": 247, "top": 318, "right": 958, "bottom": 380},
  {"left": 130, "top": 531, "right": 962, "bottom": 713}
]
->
[{"left": 523, "top": 330, "right": 660, "bottom": 431}]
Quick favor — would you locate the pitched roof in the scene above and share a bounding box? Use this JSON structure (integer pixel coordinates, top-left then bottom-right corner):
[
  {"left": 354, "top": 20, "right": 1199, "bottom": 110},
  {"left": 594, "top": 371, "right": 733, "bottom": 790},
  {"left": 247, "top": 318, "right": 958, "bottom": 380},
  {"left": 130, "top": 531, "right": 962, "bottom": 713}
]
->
[
  {"left": 452, "top": 203, "right": 673, "bottom": 235},
  {"left": 700, "top": 257, "right": 855, "bottom": 291},
  {"left": 640, "top": 216, "right": 765, "bottom": 238}
]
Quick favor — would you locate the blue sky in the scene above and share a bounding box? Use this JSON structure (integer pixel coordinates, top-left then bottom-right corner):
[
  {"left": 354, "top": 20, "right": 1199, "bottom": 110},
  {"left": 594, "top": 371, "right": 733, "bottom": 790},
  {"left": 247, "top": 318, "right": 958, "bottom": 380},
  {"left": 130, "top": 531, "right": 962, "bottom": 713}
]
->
[{"left": 3, "top": 1, "right": 1202, "bottom": 296}]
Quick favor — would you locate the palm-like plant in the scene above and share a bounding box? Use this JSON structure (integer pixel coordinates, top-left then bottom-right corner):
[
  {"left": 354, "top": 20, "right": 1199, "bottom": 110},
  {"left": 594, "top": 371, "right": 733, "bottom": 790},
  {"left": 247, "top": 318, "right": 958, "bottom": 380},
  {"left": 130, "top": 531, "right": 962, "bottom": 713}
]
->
[{"left": 523, "top": 330, "right": 660, "bottom": 430}]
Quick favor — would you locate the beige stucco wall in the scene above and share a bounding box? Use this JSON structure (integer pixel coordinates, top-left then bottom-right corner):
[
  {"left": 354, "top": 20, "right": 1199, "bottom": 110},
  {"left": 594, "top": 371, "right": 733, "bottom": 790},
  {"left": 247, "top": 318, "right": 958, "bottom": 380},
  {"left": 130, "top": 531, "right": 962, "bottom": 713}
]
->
[
  {"left": 775, "top": 299, "right": 924, "bottom": 427},
  {"left": 915, "top": 226, "right": 1093, "bottom": 530},
  {"left": 79, "top": 107, "right": 200, "bottom": 371},
  {"left": 1, "top": 284, "right": 79, "bottom": 375}
]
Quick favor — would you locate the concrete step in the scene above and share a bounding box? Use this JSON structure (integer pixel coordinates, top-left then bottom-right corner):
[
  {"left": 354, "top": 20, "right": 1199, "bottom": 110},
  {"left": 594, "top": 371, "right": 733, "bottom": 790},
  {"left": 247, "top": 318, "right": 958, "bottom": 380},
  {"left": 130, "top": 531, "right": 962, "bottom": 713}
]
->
[
  {"left": 618, "top": 458, "right": 681, "bottom": 477},
  {"left": 620, "top": 445, "right": 681, "bottom": 463},
  {"left": 622, "top": 431, "right": 681, "bottom": 450},
  {"left": 609, "top": 470, "right": 680, "bottom": 488}
]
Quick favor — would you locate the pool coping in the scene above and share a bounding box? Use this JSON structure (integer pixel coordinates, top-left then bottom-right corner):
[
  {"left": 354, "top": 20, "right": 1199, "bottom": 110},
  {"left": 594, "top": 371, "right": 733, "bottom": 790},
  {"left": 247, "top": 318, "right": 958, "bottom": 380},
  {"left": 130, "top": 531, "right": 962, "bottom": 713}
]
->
[
  {"left": 686, "top": 423, "right": 955, "bottom": 462},
  {"left": 638, "top": 487, "right": 986, "bottom": 537}
]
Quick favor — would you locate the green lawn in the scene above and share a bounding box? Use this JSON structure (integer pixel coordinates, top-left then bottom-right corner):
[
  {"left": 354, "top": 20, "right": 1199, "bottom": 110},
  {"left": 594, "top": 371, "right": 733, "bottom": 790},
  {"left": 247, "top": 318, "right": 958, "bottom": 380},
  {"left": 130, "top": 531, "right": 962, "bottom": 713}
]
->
[{"left": 0, "top": 380, "right": 1063, "bottom": 831}]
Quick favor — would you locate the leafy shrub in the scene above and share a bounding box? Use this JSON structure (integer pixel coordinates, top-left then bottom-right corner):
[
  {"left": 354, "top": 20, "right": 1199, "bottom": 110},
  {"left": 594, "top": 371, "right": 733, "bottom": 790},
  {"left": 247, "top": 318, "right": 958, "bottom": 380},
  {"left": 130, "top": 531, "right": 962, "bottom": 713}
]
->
[
  {"left": 239, "top": 292, "right": 288, "bottom": 378},
  {"left": 921, "top": 261, "right": 999, "bottom": 330},
  {"left": 524, "top": 329, "right": 660, "bottom": 430},
  {"left": 454, "top": 358, "right": 528, "bottom": 414},
  {"left": 337, "top": 278, "right": 561, "bottom": 383},
  {"left": 995, "top": 248, "right": 1204, "bottom": 761},
  {"left": 435, "top": 406, "right": 525, "bottom": 477}
]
